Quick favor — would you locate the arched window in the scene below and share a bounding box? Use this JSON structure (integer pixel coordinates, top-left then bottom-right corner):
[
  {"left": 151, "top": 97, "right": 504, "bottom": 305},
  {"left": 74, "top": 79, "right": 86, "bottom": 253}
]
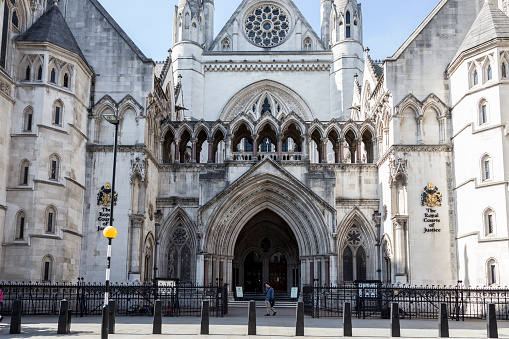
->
[
  {"left": 479, "top": 99, "right": 488, "bottom": 125},
  {"left": 37, "top": 65, "right": 42, "bottom": 80},
  {"left": 63, "top": 73, "right": 69, "bottom": 88},
  {"left": 487, "top": 259, "right": 498, "bottom": 286},
  {"left": 502, "top": 62, "right": 507, "bottom": 78},
  {"left": 303, "top": 37, "right": 312, "bottom": 51},
  {"left": 49, "top": 154, "right": 59, "bottom": 180},
  {"left": 19, "top": 159, "right": 29, "bottom": 185},
  {"left": 50, "top": 68, "right": 56, "bottom": 83},
  {"left": 221, "top": 38, "right": 230, "bottom": 51},
  {"left": 484, "top": 208, "right": 496, "bottom": 236},
  {"left": 23, "top": 106, "right": 33, "bottom": 131},
  {"left": 15, "top": 210, "right": 25, "bottom": 240},
  {"left": 53, "top": 100, "right": 63, "bottom": 126},
  {"left": 343, "top": 246, "right": 353, "bottom": 281},
  {"left": 25, "top": 65, "right": 30, "bottom": 80},
  {"left": 473, "top": 70, "right": 479, "bottom": 85},
  {"left": 481, "top": 154, "right": 492, "bottom": 181},
  {"left": 345, "top": 11, "right": 351, "bottom": 39},
  {"left": 181, "top": 245, "right": 191, "bottom": 281},
  {"left": 487, "top": 65, "right": 493, "bottom": 81},
  {"left": 46, "top": 206, "right": 56, "bottom": 233},
  {"left": 12, "top": 10, "right": 18, "bottom": 29},
  {"left": 0, "top": 2, "right": 9, "bottom": 68},
  {"left": 356, "top": 247, "right": 367, "bottom": 281},
  {"left": 166, "top": 226, "right": 194, "bottom": 282},
  {"left": 42, "top": 255, "right": 54, "bottom": 282}
]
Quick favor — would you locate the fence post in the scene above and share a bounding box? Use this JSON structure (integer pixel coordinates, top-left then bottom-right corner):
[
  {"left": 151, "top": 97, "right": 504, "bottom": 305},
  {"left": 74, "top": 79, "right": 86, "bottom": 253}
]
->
[
  {"left": 343, "top": 302, "right": 352, "bottom": 337},
  {"left": 108, "top": 300, "right": 116, "bottom": 334},
  {"left": 153, "top": 299, "right": 162, "bottom": 334},
  {"left": 201, "top": 300, "right": 210, "bottom": 335},
  {"left": 296, "top": 301, "right": 304, "bottom": 336},
  {"left": 487, "top": 303, "right": 498, "bottom": 338},
  {"left": 10, "top": 299, "right": 22, "bottom": 334},
  {"left": 390, "top": 302, "right": 400, "bottom": 337},
  {"left": 248, "top": 300, "right": 256, "bottom": 335},
  {"left": 439, "top": 303, "right": 449, "bottom": 338},
  {"left": 57, "top": 299, "right": 70, "bottom": 334}
]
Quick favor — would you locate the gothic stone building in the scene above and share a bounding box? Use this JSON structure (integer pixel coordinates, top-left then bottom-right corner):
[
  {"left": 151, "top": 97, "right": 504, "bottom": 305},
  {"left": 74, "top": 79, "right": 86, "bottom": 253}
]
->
[{"left": 0, "top": 0, "right": 508, "bottom": 293}]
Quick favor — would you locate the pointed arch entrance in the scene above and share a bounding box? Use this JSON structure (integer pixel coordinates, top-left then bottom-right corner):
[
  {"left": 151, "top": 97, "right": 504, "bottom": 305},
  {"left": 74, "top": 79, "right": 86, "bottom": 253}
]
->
[
  {"left": 233, "top": 209, "right": 299, "bottom": 294},
  {"left": 199, "top": 160, "right": 337, "bottom": 292}
]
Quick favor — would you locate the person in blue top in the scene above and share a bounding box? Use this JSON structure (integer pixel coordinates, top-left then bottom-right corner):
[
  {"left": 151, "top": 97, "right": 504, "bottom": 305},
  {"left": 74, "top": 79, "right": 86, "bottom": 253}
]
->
[{"left": 264, "top": 282, "right": 276, "bottom": 316}]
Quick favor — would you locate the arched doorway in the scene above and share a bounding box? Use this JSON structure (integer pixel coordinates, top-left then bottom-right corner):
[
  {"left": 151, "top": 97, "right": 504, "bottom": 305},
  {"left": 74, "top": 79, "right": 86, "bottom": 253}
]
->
[{"left": 233, "top": 209, "right": 299, "bottom": 295}]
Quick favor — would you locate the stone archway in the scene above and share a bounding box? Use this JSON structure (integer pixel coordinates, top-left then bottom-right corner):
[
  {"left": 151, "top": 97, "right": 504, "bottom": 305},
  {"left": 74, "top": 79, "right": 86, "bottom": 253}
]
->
[
  {"left": 198, "top": 159, "right": 337, "bottom": 290},
  {"left": 233, "top": 209, "right": 299, "bottom": 295}
]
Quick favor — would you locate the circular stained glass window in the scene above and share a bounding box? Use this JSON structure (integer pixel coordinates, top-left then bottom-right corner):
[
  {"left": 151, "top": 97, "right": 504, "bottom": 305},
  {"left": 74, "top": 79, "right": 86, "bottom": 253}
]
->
[{"left": 245, "top": 4, "right": 290, "bottom": 47}]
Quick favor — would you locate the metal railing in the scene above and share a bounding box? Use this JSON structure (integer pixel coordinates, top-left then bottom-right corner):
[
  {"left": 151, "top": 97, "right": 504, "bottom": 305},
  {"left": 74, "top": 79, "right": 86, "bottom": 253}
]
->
[
  {"left": 303, "top": 284, "right": 509, "bottom": 320},
  {"left": 0, "top": 281, "right": 228, "bottom": 317}
]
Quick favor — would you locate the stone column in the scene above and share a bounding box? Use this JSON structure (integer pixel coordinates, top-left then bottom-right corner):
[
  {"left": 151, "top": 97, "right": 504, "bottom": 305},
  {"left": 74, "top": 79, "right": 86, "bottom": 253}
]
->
[
  {"left": 321, "top": 138, "right": 327, "bottom": 163},
  {"left": 277, "top": 133, "right": 283, "bottom": 161},
  {"left": 339, "top": 138, "right": 344, "bottom": 163},
  {"left": 301, "top": 134, "right": 309, "bottom": 161},
  {"left": 377, "top": 136, "right": 383, "bottom": 159},
  {"left": 329, "top": 255, "right": 338, "bottom": 285},
  {"left": 356, "top": 139, "right": 362, "bottom": 163},
  {"left": 204, "top": 257, "right": 209, "bottom": 286},
  {"left": 196, "top": 254, "right": 205, "bottom": 285},
  {"left": 334, "top": 144, "right": 340, "bottom": 163},
  {"left": 129, "top": 216, "right": 144, "bottom": 280},
  {"left": 301, "top": 258, "right": 309, "bottom": 286},
  {"left": 174, "top": 139, "right": 181, "bottom": 163},
  {"left": 393, "top": 219, "right": 408, "bottom": 283},
  {"left": 226, "top": 257, "right": 233, "bottom": 292},
  {"left": 373, "top": 212, "right": 382, "bottom": 281},
  {"left": 191, "top": 138, "right": 197, "bottom": 163},
  {"left": 372, "top": 137, "right": 378, "bottom": 162},
  {"left": 416, "top": 116, "right": 423, "bottom": 144},
  {"left": 225, "top": 134, "right": 232, "bottom": 161},
  {"left": 252, "top": 135, "right": 258, "bottom": 158},
  {"left": 207, "top": 138, "right": 214, "bottom": 163}
]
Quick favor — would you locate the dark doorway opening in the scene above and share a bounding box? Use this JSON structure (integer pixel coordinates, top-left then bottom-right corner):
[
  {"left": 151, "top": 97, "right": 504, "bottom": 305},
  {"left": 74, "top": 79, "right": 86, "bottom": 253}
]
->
[{"left": 244, "top": 251, "right": 263, "bottom": 293}]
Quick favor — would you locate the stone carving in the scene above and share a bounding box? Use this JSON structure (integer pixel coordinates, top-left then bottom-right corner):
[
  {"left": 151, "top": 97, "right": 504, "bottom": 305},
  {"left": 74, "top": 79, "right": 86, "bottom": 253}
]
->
[
  {"left": 388, "top": 156, "right": 408, "bottom": 187},
  {"left": 244, "top": 4, "right": 290, "bottom": 47},
  {"left": 172, "top": 228, "right": 188, "bottom": 246},
  {"left": 130, "top": 154, "right": 147, "bottom": 182}
]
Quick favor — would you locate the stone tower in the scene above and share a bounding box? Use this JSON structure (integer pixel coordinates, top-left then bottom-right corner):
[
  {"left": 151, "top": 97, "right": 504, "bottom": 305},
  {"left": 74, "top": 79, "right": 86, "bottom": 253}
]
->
[
  {"left": 321, "top": 0, "right": 332, "bottom": 47},
  {"left": 329, "top": 0, "right": 364, "bottom": 119}
]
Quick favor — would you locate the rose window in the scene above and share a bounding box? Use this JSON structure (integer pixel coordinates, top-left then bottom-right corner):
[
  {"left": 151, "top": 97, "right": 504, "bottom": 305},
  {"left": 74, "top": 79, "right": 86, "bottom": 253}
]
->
[
  {"left": 245, "top": 4, "right": 290, "bottom": 47},
  {"left": 172, "top": 228, "right": 188, "bottom": 246}
]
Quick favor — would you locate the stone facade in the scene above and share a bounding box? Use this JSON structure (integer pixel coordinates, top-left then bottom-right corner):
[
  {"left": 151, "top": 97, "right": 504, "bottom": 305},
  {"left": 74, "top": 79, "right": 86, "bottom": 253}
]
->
[{"left": 0, "top": 0, "right": 507, "bottom": 291}]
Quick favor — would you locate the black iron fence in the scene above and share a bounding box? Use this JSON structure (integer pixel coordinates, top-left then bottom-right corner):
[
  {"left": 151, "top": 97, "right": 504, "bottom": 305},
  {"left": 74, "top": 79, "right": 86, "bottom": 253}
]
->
[
  {"left": 0, "top": 281, "right": 228, "bottom": 317},
  {"left": 303, "top": 284, "right": 509, "bottom": 320}
]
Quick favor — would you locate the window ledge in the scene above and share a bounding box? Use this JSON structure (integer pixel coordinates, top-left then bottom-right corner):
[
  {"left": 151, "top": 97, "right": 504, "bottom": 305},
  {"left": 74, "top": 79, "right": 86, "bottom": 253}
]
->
[{"left": 33, "top": 179, "right": 65, "bottom": 188}]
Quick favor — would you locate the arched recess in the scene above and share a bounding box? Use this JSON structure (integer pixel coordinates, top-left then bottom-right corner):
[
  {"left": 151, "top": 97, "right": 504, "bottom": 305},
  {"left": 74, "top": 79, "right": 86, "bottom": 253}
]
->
[
  {"left": 201, "top": 173, "right": 333, "bottom": 258},
  {"left": 143, "top": 233, "right": 155, "bottom": 282},
  {"left": 337, "top": 207, "right": 377, "bottom": 283},
  {"left": 381, "top": 234, "right": 393, "bottom": 284},
  {"left": 158, "top": 207, "right": 197, "bottom": 282},
  {"left": 220, "top": 80, "right": 315, "bottom": 121},
  {"left": 422, "top": 106, "right": 440, "bottom": 144}
]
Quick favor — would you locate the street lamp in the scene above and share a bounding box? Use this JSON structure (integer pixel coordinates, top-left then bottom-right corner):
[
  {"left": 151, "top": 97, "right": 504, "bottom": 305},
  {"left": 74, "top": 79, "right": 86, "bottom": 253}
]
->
[{"left": 101, "top": 113, "right": 120, "bottom": 339}]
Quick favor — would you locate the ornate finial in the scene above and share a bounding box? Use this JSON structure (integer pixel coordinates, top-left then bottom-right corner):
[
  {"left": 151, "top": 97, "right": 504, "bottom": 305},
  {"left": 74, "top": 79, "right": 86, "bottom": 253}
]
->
[
  {"left": 365, "top": 47, "right": 370, "bottom": 54},
  {"left": 429, "top": 182, "right": 434, "bottom": 190}
]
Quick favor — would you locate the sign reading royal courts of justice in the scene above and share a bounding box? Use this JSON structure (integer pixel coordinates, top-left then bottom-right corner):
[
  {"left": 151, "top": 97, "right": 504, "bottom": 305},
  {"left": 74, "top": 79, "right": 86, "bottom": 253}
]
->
[
  {"left": 96, "top": 182, "right": 118, "bottom": 231},
  {"left": 421, "top": 183, "right": 442, "bottom": 233}
]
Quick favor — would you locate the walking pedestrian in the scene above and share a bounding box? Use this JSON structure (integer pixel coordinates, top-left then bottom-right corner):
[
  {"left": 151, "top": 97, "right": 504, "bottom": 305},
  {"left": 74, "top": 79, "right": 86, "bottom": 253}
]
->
[
  {"left": 264, "top": 282, "right": 276, "bottom": 316},
  {"left": 0, "top": 284, "right": 3, "bottom": 322}
]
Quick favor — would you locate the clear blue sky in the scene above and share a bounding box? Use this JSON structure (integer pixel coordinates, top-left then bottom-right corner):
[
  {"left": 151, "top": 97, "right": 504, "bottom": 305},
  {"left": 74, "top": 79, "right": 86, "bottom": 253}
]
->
[{"left": 99, "top": 0, "right": 440, "bottom": 61}]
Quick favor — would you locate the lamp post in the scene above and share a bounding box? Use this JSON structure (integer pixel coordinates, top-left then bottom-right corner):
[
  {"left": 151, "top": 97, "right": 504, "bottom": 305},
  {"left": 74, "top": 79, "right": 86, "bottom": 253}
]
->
[{"left": 101, "top": 113, "right": 120, "bottom": 339}]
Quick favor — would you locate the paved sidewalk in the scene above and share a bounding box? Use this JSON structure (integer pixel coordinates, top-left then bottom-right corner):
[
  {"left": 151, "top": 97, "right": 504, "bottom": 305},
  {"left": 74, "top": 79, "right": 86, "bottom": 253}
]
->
[{"left": 1, "top": 307, "right": 508, "bottom": 338}]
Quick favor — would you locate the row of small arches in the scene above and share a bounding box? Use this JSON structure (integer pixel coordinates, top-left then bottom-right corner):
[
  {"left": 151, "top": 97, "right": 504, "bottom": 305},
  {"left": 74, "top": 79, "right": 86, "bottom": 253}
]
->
[{"left": 21, "top": 101, "right": 65, "bottom": 132}]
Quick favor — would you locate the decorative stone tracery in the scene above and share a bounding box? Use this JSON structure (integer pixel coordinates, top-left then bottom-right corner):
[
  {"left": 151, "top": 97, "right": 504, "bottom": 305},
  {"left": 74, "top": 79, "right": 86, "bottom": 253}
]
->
[{"left": 245, "top": 4, "right": 290, "bottom": 47}]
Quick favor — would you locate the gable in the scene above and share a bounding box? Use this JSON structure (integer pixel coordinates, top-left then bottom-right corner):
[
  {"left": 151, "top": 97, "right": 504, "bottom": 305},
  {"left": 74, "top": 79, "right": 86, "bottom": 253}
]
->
[{"left": 209, "top": 0, "right": 326, "bottom": 52}]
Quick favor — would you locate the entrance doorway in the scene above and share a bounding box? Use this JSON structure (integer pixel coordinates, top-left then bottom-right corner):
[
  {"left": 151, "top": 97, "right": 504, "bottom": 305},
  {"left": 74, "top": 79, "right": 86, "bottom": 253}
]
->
[
  {"left": 244, "top": 251, "right": 263, "bottom": 293},
  {"left": 233, "top": 209, "right": 299, "bottom": 296}
]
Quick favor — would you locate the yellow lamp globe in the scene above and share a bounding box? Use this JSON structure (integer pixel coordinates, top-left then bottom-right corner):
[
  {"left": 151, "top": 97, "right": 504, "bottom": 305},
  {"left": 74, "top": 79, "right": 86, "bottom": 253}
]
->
[{"left": 103, "top": 226, "right": 118, "bottom": 239}]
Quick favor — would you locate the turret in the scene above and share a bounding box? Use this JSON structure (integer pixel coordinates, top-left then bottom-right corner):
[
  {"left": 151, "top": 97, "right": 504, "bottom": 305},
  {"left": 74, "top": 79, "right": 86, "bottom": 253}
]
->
[
  {"left": 174, "top": 0, "right": 203, "bottom": 45},
  {"left": 321, "top": 0, "right": 332, "bottom": 47},
  {"left": 329, "top": 0, "right": 364, "bottom": 119},
  {"left": 203, "top": 0, "right": 214, "bottom": 49}
]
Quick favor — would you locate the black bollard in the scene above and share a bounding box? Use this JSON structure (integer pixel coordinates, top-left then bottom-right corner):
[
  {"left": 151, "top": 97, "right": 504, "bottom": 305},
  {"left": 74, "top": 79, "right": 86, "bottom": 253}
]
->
[
  {"left": 438, "top": 303, "right": 449, "bottom": 338},
  {"left": 343, "top": 302, "right": 352, "bottom": 337},
  {"left": 296, "top": 302, "right": 304, "bottom": 336},
  {"left": 10, "top": 299, "right": 22, "bottom": 334},
  {"left": 108, "top": 300, "right": 116, "bottom": 334},
  {"left": 201, "top": 300, "right": 210, "bottom": 335},
  {"left": 487, "top": 303, "right": 498, "bottom": 338},
  {"left": 248, "top": 300, "right": 256, "bottom": 336},
  {"left": 101, "top": 305, "right": 109, "bottom": 339},
  {"left": 153, "top": 299, "right": 162, "bottom": 334},
  {"left": 57, "top": 299, "right": 70, "bottom": 334},
  {"left": 390, "top": 303, "right": 400, "bottom": 337}
]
